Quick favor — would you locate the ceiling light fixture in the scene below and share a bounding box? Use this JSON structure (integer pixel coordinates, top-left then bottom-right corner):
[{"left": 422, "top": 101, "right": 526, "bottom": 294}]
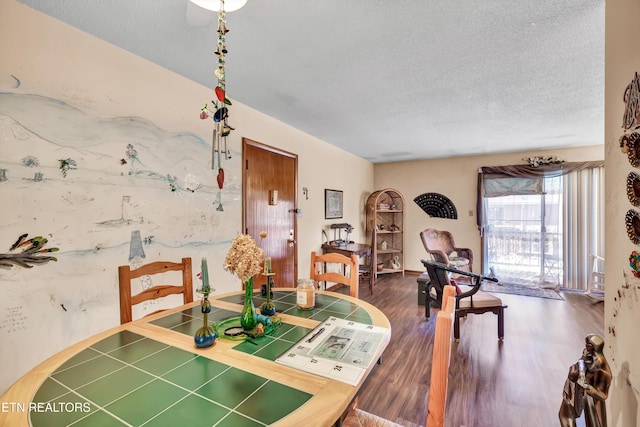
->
[
  {"left": 194, "top": 0, "right": 244, "bottom": 211},
  {"left": 189, "top": 0, "right": 247, "bottom": 12}
]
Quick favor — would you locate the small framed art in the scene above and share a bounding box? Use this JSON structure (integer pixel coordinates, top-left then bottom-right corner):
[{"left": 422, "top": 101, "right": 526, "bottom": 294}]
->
[{"left": 325, "top": 189, "right": 343, "bottom": 219}]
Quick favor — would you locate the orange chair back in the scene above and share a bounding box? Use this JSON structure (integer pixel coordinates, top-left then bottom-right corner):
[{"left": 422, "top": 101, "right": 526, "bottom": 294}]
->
[
  {"left": 426, "top": 284, "right": 455, "bottom": 427},
  {"left": 118, "top": 257, "right": 193, "bottom": 324},
  {"left": 310, "top": 251, "right": 359, "bottom": 298}
]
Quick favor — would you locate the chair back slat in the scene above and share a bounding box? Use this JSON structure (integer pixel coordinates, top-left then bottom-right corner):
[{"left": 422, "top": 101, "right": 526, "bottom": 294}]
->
[
  {"left": 343, "top": 284, "right": 456, "bottom": 427},
  {"left": 310, "top": 251, "right": 359, "bottom": 298},
  {"left": 426, "top": 285, "right": 455, "bottom": 427},
  {"left": 118, "top": 257, "right": 193, "bottom": 324}
]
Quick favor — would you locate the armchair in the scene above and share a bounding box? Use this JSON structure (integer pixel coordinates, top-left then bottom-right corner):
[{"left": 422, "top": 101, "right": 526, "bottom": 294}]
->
[{"left": 420, "top": 228, "right": 473, "bottom": 272}]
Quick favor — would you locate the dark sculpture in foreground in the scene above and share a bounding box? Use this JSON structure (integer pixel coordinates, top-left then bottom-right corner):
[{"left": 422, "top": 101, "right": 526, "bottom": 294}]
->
[{"left": 559, "top": 334, "right": 612, "bottom": 427}]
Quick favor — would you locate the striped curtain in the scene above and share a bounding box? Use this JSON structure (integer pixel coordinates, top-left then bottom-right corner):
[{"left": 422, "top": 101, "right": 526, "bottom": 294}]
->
[
  {"left": 478, "top": 161, "right": 604, "bottom": 291},
  {"left": 562, "top": 165, "right": 605, "bottom": 291}
]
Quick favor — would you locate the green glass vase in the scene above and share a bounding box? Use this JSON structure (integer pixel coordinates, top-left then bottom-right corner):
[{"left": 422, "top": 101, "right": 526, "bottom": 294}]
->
[{"left": 240, "top": 276, "right": 257, "bottom": 330}]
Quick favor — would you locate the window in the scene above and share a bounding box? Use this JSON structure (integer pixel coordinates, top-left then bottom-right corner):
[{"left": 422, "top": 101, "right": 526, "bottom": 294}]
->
[{"left": 478, "top": 162, "right": 604, "bottom": 290}]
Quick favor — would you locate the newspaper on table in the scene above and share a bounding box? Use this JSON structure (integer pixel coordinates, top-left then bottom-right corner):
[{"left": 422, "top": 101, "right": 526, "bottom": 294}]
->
[{"left": 275, "top": 316, "right": 390, "bottom": 386}]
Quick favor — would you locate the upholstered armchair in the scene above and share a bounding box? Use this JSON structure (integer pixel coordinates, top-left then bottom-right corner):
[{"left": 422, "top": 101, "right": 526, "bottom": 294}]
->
[{"left": 420, "top": 228, "right": 473, "bottom": 272}]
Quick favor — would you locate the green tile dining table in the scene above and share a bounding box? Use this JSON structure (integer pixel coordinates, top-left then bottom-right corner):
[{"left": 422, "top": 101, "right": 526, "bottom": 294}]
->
[{"left": 0, "top": 289, "right": 391, "bottom": 427}]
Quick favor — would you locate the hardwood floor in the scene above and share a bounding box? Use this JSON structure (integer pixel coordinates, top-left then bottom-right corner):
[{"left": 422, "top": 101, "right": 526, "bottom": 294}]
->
[{"left": 351, "top": 272, "right": 604, "bottom": 427}]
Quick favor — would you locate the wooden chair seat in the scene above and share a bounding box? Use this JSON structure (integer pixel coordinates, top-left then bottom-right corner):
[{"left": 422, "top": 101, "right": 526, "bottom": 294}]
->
[
  {"left": 456, "top": 284, "right": 503, "bottom": 308},
  {"left": 342, "top": 408, "right": 403, "bottom": 427}
]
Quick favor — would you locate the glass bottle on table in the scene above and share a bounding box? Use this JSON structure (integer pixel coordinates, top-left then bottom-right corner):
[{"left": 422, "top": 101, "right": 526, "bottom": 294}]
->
[{"left": 296, "top": 278, "right": 316, "bottom": 310}]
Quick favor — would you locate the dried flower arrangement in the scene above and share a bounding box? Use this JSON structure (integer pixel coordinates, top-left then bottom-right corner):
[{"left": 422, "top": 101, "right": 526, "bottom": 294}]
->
[{"left": 224, "top": 234, "right": 264, "bottom": 283}]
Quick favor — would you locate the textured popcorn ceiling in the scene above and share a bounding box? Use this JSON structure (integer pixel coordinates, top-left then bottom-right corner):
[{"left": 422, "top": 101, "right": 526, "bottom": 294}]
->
[{"left": 19, "top": 0, "right": 605, "bottom": 163}]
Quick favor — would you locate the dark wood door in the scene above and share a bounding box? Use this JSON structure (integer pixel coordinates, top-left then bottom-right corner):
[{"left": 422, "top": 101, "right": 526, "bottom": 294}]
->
[{"left": 242, "top": 138, "right": 298, "bottom": 287}]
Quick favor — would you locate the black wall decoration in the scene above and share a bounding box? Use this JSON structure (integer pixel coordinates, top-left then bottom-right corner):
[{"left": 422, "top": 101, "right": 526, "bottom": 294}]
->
[{"left": 413, "top": 193, "right": 458, "bottom": 219}]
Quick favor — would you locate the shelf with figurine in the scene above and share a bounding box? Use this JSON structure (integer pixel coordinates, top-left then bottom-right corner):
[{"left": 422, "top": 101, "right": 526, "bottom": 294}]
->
[{"left": 366, "top": 189, "right": 405, "bottom": 279}]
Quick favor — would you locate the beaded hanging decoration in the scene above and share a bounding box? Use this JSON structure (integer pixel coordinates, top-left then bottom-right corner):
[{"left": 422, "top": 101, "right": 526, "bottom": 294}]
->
[{"left": 199, "top": 0, "right": 234, "bottom": 211}]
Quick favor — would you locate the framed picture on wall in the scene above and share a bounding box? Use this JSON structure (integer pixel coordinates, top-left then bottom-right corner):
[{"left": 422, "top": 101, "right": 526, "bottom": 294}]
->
[{"left": 325, "top": 189, "right": 343, "bottom": 219}]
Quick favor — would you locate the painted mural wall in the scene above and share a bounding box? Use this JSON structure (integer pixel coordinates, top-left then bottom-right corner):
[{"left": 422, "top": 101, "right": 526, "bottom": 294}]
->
[
  {"left": 604, "top": 0, "right": 640, "bottom": 425},
  {"left": 0, "top": 1, "right": 373, "bottom": 393}
]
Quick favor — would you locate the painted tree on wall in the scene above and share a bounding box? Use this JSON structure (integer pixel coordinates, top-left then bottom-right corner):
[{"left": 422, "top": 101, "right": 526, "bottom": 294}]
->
[{"left": 0, "top": 233, "right": 59, "bottom": 269}]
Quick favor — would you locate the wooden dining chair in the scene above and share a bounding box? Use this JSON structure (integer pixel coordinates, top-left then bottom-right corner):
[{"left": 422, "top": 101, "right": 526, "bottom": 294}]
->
[
  {"left": 343, "top": 285, "right": 456, "bottom": 427},
  {"left": 118, "top": 257, "right": 193, "bottom": 324},
  {"left": 310, "top": 251, "right": 359, "bottom": 299}
]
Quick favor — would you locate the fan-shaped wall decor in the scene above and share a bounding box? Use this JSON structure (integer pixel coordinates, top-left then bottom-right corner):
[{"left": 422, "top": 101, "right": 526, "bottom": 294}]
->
[{"left": 414, "top": 193, "right": 458, "bottom": 219}]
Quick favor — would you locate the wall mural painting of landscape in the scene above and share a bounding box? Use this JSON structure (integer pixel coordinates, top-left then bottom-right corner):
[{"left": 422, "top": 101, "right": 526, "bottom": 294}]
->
[{"left": 0, "top": 91, "right": 240, "bottom": 320}]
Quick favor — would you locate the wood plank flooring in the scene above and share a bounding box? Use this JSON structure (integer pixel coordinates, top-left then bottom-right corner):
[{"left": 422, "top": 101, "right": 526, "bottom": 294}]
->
[{"left": 351, "top": 272, "right": 604, "bottom": 427}]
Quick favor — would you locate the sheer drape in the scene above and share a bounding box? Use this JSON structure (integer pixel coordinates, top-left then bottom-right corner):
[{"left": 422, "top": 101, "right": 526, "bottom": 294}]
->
[
  {"left": 477, "top": 161, "right": 604, "bottom": 290},
  {"left": 562, "top": 166, "right": 605, "bottom": 290}
]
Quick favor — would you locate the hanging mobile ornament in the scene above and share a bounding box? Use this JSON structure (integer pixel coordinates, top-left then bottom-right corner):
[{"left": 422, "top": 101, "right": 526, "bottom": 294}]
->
[{"left": 201, "top": 0, "right": 235, "bottom": 211}]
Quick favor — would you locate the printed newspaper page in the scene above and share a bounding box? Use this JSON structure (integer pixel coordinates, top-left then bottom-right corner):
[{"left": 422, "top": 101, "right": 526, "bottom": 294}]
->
[{"left": 275, "top": 316, "right": 390, "bottom": 385}]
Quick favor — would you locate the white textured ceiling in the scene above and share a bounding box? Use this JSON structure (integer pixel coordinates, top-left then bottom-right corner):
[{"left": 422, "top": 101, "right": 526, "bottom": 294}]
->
[{"left": 18, "top": 0, "right": 605, "bottom": 163}]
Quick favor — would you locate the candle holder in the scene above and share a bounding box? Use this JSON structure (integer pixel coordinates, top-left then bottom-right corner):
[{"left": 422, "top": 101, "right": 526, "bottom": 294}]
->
[
  {"left": 260, "top": 273, "right": 276, "bottom": 316},
  {"left": 194, "top": 289, "right": 217, "bottom": 348},
  {"left": 194, "top": 258, "right": 216, "bottom": 348}
]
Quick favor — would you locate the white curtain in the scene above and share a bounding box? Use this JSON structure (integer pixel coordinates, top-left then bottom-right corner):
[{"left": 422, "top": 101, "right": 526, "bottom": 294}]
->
[
  {"left": 479, "top": 162, "right": 604, "bottom": 291},
  {"left": 562, "top": 166, "right": 605, "bottom": 291}
]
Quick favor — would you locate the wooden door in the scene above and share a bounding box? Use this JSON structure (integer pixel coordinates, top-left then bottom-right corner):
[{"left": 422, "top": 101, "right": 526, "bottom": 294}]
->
[{"left": 242, "top": 138, "right": 298, "bottom": 287}]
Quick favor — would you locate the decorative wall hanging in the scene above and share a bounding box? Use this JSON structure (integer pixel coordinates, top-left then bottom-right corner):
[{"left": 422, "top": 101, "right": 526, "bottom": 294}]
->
[
  {"left": 413, "top": 192, "right": 457, "bottom": 219},
  {"left": 625, "top": 209, "right": 640, "bottom": 244},
  {"left": 624, "top": 132, "right": 640, "bottom": 167},
  {"left": 627, "top": 172, "right": 640, "bottom": 207},
  {"left": 623, "top": 71, "right": 640, "bottom": 131},
  {"left": 629, "top": 251, "right": 640, "bottom": 278},
  {"left": 197, "top": 0, "right": 238, "bottom": 211},
  {"left": 523, "top": 156, "right": 565, "bottom": 167}
]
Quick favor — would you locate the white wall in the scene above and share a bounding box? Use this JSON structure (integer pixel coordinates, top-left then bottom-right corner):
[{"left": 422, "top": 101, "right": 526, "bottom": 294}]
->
[
  {"left": 0, "top": 1, "right": 373, "bottom": 393},
  {"left": 374, "top": 145, "right": 603, "bottom": 273},
  {"left": 605, "top": 0, "right": 640, "bottom": 425}
]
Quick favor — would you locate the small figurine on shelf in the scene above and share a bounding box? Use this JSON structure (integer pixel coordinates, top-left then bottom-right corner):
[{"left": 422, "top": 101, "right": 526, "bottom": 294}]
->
[{"left": 391, "top": 256, "right": 401, "bottom": 270}]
